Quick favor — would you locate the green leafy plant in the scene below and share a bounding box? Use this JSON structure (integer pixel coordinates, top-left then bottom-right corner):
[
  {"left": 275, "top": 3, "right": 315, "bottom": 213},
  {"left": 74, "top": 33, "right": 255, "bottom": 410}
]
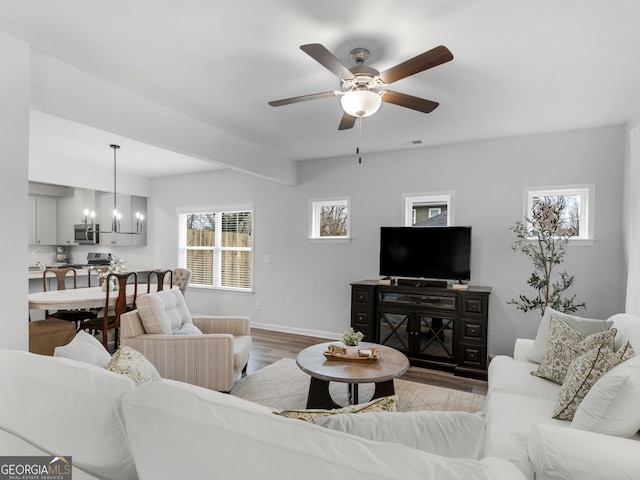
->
[
  {"left": 508, "top": 197, "right": 585, "bottom": 316},
  {"left": 343, "top": 327, "right": 364, "bottom": 346}
]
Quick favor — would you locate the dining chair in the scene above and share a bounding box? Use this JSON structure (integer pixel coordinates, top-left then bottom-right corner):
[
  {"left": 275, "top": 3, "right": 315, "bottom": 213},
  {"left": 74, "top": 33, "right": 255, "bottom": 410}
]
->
[
  {"left": 172, "top": 268, "right": 192, "bottom": 296},
  {"left": 43, "top": 267, "right": 97, "bottom": 327},
  {"left": 147, "top": 269, "right": 174, "bottom": 293},
  {"left": 78, "top": 271, "right": 138, "bottom": 351}
]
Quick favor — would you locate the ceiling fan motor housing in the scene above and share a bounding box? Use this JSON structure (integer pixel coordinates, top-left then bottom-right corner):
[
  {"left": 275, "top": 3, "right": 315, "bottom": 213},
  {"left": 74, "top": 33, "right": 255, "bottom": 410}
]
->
[{"left": 341, "top": 65, "right": 384, "bottom": 92}]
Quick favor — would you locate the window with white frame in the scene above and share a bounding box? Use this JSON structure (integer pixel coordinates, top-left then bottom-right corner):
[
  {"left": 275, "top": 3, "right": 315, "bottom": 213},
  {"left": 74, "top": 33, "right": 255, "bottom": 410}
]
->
[
  {"left": 178, "top": 206, "right": 253, "bottom": 290},
  {"left": 402, "top": 192, "right": 454, "bottom": 226},
  {"left": 523, "top": 185, "right": 594, "bottom": 240},
  {"left": 309, "top": 198, "right": 350, "bottom": 240}
]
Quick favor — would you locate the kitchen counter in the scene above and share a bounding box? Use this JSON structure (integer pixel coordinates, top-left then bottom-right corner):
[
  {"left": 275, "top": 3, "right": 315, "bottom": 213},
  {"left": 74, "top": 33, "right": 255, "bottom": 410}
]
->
[{"left": 28, "top": 265, "right": 155, "bottom": 280}]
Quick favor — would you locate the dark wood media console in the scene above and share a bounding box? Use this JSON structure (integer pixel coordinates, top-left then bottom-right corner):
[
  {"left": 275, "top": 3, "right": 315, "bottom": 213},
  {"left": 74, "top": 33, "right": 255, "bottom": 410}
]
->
[{"left": 350, "top": 280, "right": 491, "bottom": 380}]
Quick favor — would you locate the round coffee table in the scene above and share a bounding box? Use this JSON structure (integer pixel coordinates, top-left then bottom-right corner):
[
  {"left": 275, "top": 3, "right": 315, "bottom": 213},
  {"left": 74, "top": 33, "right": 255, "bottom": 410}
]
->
[{"left": 296, "top": 341, "right": 410, "bottom": 409}]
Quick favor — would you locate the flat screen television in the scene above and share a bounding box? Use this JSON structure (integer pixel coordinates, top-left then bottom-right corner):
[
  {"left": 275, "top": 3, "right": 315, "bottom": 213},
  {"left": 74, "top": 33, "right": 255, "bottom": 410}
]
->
[{"left": 379, "top": 226, "right": 472, "bottom": 281}]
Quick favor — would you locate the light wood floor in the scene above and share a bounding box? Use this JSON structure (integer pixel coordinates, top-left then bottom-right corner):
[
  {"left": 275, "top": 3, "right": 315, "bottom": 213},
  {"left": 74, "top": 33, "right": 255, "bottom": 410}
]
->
[{"left": 246, "top": 328, "right": 488, "bottom": 396}]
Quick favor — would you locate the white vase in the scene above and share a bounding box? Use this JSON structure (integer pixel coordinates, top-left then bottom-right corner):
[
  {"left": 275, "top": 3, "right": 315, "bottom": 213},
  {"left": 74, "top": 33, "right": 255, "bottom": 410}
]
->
[
  {"left": 345, "top": 345, "right": 359, "bottom": 358},
  {"left": 102, "top": 278, "right": 115, "bottom": 292}
]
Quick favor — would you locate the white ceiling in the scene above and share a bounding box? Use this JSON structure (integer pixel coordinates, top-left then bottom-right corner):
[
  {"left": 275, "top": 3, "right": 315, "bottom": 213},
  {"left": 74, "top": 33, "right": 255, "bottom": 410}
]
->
[{"left": 2, "top": 0, "right": 640, "bottom": 178}]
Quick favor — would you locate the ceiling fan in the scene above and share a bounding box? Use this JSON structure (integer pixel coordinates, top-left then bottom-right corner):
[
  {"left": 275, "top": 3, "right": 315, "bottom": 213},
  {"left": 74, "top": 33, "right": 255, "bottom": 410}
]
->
[{"left": 268, "top": 43, "right": 454, "bottom": 130}]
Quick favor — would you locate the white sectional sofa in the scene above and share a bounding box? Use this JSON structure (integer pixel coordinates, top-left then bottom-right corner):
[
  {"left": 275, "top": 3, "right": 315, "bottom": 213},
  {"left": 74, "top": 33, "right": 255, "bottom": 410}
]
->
[
  {"left": 9, "top": 308, "right": 637, "bottom": 479},
  {"left": 484, "top": 311, "right": 640, "bottom": 479},
  {"left": 0, "top": 348, "right": 525, "bottom": 480}
]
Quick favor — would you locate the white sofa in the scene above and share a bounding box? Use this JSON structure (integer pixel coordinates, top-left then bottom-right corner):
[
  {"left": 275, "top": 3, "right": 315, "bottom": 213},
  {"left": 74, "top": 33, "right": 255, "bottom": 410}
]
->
[
  {"left": 0, "top": 350, "right": 137, "bottom": 480},
  {"left": 0, "top": 349, "right": 525, "bottom": 480},
  {"left": 483, "top": 312, "right": 640, "bottom": 479}
]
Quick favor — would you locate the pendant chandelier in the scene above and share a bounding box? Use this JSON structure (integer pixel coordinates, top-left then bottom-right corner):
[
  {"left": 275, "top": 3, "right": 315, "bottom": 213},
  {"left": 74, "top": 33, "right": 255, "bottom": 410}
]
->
[
  {"left": 101, "top": 144, "right": 144, "bottom": 235},
  {"left": 81, "top": 144, "right": 144, "bottom": 236}
]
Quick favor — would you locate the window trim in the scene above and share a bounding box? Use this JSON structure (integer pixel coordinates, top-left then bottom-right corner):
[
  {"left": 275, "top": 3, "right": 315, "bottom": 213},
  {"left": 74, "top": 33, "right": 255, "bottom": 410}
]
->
[
  {"left": 401, "top": 191, "right": 455, "bottom": 226},
  {"left": 177, "top": 203, "right": 254, "bottom": 292},
  {"left": 522, "top": 184, "right": 595, "bottom": 244},
  {"left": 308, "top": 197, "right": 351, "bottom": 242}
]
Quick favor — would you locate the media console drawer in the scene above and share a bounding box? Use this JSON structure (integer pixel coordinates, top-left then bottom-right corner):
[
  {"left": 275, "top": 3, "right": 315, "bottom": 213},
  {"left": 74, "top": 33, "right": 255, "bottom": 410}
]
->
[
  {"left": 378, "top": 290, "right": 458, "bottom": 311},
  {"left": 460, "top": 319, "right": 486, "bottom": 342},
  {"left": 458, "top": 343, "right": 487, "bottom": 370},
  {"left": 461, "top": 294, "right": 488, "bottom": 318}
]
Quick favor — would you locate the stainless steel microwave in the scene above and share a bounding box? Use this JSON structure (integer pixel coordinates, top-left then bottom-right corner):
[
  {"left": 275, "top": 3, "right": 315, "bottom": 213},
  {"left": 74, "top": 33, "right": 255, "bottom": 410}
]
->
[{"left": 74, "top": 224, "right": 99, "bottom": 244}]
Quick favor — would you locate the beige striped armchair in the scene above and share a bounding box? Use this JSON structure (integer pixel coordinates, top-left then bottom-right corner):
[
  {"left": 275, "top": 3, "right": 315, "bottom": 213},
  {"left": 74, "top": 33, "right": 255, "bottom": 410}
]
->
[{"left": 120, "top": 288, "right": 251, "bottom": 392}]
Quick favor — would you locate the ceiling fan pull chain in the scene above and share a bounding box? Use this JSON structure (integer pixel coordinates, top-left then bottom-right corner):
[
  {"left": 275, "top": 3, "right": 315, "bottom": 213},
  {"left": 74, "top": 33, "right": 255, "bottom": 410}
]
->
[{"left": 357, "top": 117, "right": 362, "bottom": 164}]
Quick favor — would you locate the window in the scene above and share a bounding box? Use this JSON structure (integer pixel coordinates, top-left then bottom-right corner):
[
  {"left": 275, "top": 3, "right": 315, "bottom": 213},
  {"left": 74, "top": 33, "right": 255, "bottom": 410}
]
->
[
  {"left": 178, "top": 206, "right": 253, "bottom": 291},
  {"left": 309, "top": 198, "right": 350, "bottom": 241},
  {"left": 428, "top": 207, "right": 442, "bottom": 218},
  {"left": 402, "top": 192, "right": 454, "bottom": 227},
  {"left": 523, "top": 185, "right": 594, "bottom": 241}
]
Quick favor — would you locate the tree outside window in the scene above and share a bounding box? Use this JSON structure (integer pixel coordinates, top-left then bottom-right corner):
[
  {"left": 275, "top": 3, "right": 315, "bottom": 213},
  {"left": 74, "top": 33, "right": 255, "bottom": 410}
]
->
[
  {"left": 529, "top": 195, "right": 579, "bottom": 237},
  {"left": 524, "top": 185, "right": 593, "bottom": 241},
  {"left": 310, "top": 198, "right": 351, "bottom": 240}
]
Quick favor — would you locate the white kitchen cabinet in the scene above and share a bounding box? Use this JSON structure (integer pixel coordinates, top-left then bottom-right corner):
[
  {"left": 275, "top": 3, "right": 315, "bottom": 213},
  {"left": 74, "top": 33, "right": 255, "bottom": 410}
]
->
[
  {"left": 29, "top": 195, "right": 58, "bottom": 246},
  {"left": 97, "top": 193, "right": 147, "bottom": 247},
  {"left": 74, "top": 188, "right": 96, "bottom": 223},
  {"left": 57, "top": 196, "right": 76, "bottom": 245}
]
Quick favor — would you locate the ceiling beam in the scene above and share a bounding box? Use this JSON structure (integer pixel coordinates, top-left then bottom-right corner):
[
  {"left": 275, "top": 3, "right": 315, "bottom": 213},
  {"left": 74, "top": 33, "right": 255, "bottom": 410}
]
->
[{"left": 29, "top": 51, "right": 297, "bottom": 185}]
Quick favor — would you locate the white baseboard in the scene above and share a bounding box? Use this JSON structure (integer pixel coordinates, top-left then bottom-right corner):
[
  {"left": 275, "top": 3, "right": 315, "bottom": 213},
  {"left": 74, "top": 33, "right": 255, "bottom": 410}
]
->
[{"left": 251, "top": 322, "right": 341, "bottom": 341}]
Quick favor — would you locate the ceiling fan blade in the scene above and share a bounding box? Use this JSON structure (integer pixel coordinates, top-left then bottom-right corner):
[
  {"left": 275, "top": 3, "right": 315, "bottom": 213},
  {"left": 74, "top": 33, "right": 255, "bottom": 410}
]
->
[
  {"left": 382, "top": 90, "right": 439, "bottom": 113},
  {"left": 300, "top": 43, "right": 354, "bottom": 80},
  {"left": 268, "top": 90, "right": 339, "bottom": 107},
  {"left": 379, "top": 45, "right": 453, "bottom": 84},
  {"left": 338, "top": 112, "right": 357, "bottom": 130}
]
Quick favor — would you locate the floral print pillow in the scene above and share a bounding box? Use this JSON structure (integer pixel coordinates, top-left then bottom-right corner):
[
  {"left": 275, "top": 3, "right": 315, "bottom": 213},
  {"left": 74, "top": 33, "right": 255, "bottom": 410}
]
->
[{"left": 532, "top": 315, "right": 616, "bottom": 384}]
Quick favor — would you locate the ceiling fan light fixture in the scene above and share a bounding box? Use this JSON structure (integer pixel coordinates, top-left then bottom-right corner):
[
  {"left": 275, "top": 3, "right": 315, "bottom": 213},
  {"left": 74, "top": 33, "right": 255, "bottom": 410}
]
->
[{"left": 340, "top": 90, "right": 382, "bottom": 118}]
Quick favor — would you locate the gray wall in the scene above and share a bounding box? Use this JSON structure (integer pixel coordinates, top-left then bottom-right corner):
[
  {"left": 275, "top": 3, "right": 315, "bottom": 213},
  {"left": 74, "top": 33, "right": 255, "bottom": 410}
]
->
[{"left": 151, "top": 124, "right": 625, "bottom": 356}]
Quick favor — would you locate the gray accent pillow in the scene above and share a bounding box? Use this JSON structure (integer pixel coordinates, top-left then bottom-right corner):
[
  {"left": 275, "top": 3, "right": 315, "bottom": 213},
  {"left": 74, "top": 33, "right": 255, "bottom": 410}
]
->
[
  {"left": 528, "top": 307, "right": 612, "bottom": 364},
  {"left": 314, "top": 411, "right": 486, "bottom": 459}
]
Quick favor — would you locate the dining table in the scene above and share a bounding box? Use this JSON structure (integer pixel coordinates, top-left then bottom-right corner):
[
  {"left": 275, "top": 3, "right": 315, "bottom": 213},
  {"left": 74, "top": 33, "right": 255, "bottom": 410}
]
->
[{"left": 28, "top": 284, "right": 171, "bottom": 311}]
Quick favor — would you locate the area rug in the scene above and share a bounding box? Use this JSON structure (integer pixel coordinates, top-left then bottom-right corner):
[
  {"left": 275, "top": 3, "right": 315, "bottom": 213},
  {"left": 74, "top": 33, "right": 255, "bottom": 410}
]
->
[{"left": 230, "top": 358, "right": 485, "bottom": 413}]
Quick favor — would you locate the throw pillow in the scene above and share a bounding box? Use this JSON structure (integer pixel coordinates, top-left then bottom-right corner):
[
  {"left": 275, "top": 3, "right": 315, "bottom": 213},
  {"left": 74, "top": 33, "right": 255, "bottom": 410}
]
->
[
  {"left": 609, "top": 314, "right": 640, "bottom": 351},
  {"left": 174, "top": 322, "right": 204, "bottom": 335},
  {"left": 571, "top": 354, "right": 640, "bottom": 437},
  {"left": 273, "top": 395, "right": 398, "bottom": 423},
  {"left": 528, "top": 307, "right": 612, "bottom": 364},
  {"left": 532, "top": 315, "right": 616, "bottom": 384},
  {"left": 314, "top": 411, "right": 486, "bottom": 459},
  {"left": 53, "top": 331, "right": 112, "bottom": 368},
  {"left": 106, "top": 346, "right": 162, "bottom": 385},
  {"left": 616, "top": 341, "right": 636, "bottom": 362},
  {"left": 553, "top": 343, "right": 622, "bottom": 420}
]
